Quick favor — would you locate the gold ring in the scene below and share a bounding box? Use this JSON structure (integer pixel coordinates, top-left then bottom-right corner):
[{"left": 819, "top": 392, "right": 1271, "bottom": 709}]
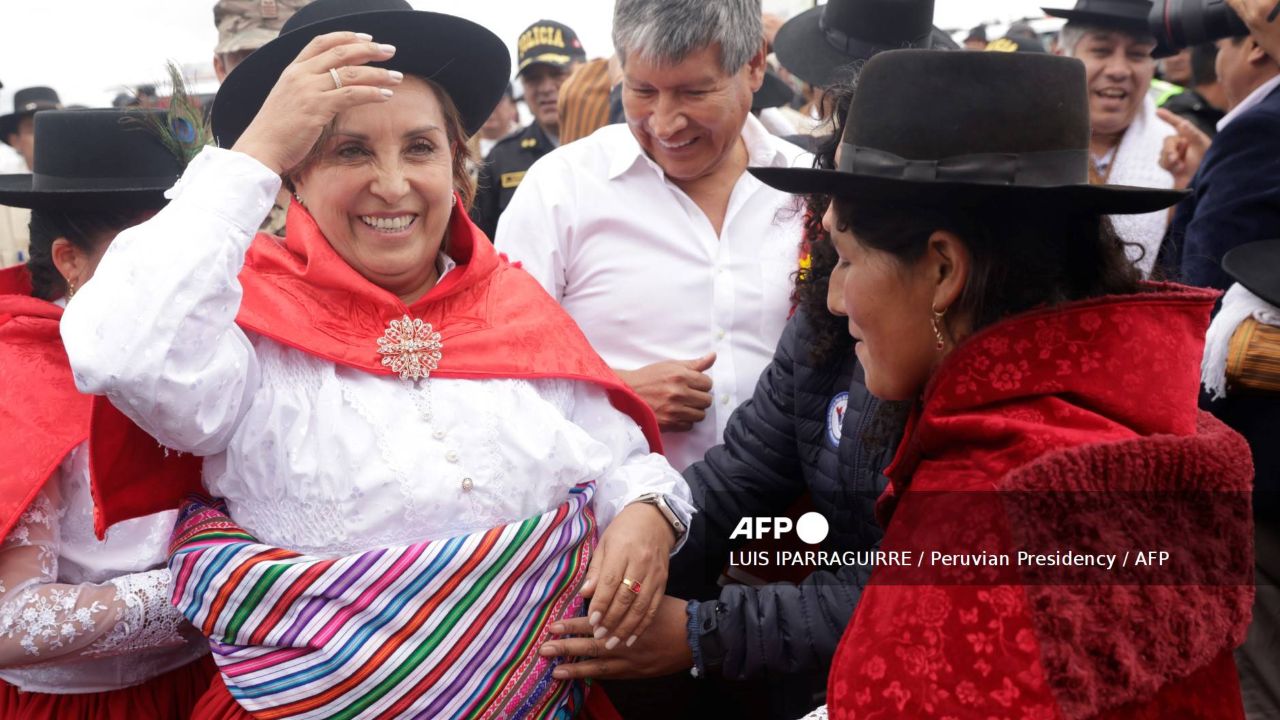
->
[
  {"left": 621, "top": 577, "right": 642, "bottom": 594},
  {"left": 329, "top": 67, "right": 344, "bottom": 90}
]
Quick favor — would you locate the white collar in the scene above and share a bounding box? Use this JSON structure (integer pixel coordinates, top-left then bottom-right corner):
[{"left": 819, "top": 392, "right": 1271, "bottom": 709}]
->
[
  {"left": 437, "top": 249, "right": 457, "bottom": 281},
  {"left": 1218, "top": 74, "right": 1280, "bottom": 132}
]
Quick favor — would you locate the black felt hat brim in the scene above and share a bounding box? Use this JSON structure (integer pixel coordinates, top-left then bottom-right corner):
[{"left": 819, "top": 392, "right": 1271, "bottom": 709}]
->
[
  {"left": 1042, "top": 8, "right": 1153, "bottom": 36},
  {"left": 749, "top": 166, "right": 1187, "bottom": 216},
  {"left": 773, "top": 5, "right": 956, "bottom": 89},
  {"left": 0, "top": 176, "right": 170, "bottom": 210},
  {"left": 211, "top": 10, "right": 510, "bottom": 148},
  {"left": 1222, "top": 240, "right": 1280, "bottom": 308}
]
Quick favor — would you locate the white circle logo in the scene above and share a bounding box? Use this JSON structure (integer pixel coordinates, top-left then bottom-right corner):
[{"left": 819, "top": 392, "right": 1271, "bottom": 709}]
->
[{"left": 795, "top": 512, "right": 830, "bottom": 545}]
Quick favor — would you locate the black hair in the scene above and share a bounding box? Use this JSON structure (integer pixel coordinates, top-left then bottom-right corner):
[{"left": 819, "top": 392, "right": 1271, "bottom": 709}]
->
[
  {"left": 829, "top": 199, "right": 1143, "bottom": 338},
  {"left": 791, "top": 81, "right": 857, "bottom": 367},
  {"left": 27, "top": 208, "right": 144, "bottom": 301}
]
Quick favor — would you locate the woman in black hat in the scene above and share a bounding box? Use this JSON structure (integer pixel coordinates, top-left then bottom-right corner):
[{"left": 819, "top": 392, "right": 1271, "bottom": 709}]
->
[
  {"left": 0, "top": 108, "right": 214, "bottom": 719},
  {"left": 755, "top": 50, "right": 1253, "bottom": 719},
  {"left": 59, "top": 2, "right": 692, "bottom": 718}
]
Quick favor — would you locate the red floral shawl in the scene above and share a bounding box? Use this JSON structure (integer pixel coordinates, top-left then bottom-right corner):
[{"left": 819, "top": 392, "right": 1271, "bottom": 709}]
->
[
  {"left": 828, "top": 284, "right": 1254, "bottom": 720},
  {"left": 0, "top": 266, "right": 89, "bottom": 541},
  {"left": 89, "top": 201, "right": 661, "bottom": 537}
]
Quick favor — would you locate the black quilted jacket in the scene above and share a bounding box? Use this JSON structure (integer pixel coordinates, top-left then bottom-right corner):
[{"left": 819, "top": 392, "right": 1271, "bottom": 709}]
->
[{"left": 669, "top": 309, "right": 896, "bottom": 685}]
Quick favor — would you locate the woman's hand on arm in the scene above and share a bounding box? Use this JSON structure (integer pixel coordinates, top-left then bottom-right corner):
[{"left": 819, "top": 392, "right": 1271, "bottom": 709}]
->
[
  {"left": 540, "top": 595, "right": 693, "bottom": 680},
  {"left": 579, "top": 501, "right": 676, "bottom": 651},
  {"left": 232, "top": 32, "right": 403, "bottom": 175}
]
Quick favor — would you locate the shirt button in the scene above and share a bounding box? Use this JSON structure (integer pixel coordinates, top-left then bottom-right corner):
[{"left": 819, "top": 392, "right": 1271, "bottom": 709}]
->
[
  {"left": 446, "top": 450, "right": 459, "bottom": 463},
  {"left": 461, "top": 477, "right": 474, "bottom": 492},
  {"left": 716, "top": 329, "right": 726, "bottom": 340},
  {"left": 721, "top": 395, "right": 731, "bottom": 406},
  {"left": 433, "top": 429, "right": 446, "bottom": 440}
]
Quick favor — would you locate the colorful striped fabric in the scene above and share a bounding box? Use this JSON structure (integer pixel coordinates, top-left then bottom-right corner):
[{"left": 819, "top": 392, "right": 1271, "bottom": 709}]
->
[{"left": 167, "top": 486, "right": 596, "bottom": 719}]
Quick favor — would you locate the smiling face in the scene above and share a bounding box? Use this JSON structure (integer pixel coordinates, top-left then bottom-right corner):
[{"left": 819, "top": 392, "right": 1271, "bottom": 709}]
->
[
  {"left": 292, "top": 76, "right": 456, "bottom": 304},
  {"left": 822, "top": 202, "right": 953, "bottom": 401},
  {"left": 520, "top": 63, "right": 574, "bottom": 135},
  {"left": 1071, "top": 29, "right": 1157, "bottom": 137},
  {"left": 621, "top": 42, "right": 763, "bottom": 186}
]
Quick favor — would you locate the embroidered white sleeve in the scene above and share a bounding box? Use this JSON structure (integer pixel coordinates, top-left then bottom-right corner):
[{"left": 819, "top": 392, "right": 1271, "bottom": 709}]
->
[
  {"left": 86, "top": 569, "right": 186, "bottom": 657},
  {"left": 797, "top": 704, "right": 829, "bottom": 720},
  {"left": 0, "top": 490, "right": 184, "bottom": 665},
  {"left": 61, "top": 147, "right": 279, "bottom": 456}
]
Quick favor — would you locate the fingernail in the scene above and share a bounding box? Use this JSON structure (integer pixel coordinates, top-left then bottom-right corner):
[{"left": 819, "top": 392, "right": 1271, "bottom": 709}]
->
[
  {"left": 589, "top": 612, "right": 601, "bottom": 626},
  {"left": 606, "top": 636, "right": 620, "bottom": 650},
  {"left": 379, "top": 43, "right": 396, "bottom": 54},
  {"left": 379, "top": 89, "right": 394, "bottom": 98},
  {"left": 553, "top": 669, "right": 568, "bottom": 680},
  {"left": 549, "top": 623, "right": 565, "bottom": 634},
  {"left": 593, "top": 626, "right": 609, "bottom": 640},
  {"left": 388, "top": 70, "right": 404, "bottom": 81},
  {"left": 355, "top": 33, "right": 373, "bottom": 41},
  {"left": 627, "top": 635, "right": 637, "bottom": 647},
  {"left": 540, "top": 644, "right": 558, "bottom": 656}
]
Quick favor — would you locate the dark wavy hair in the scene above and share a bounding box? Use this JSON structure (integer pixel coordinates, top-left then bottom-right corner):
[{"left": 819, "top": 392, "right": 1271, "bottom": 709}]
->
[
  {"left": 27, "top": 208, "right": 146, "bottom": 301},
  {"left": 791, "top": 81, "right": 857, "bottom": 367}
]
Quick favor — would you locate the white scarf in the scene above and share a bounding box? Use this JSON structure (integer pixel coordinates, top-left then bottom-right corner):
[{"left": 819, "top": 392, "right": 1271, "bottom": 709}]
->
[
  {"left": 1104, "top": 96, "right": 1176, "bottom": 278},
  {"left": 1202, "top": 284, "right": 1280, "bottom": 400}
]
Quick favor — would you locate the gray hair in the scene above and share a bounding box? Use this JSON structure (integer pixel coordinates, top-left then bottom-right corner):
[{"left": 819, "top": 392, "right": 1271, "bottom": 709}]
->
[
  {"left": 612, "top": 0, "right": 763, "bottom": 73},
  {"left": 1058, "top": 22, "right": 1156, "bottom": 56}
]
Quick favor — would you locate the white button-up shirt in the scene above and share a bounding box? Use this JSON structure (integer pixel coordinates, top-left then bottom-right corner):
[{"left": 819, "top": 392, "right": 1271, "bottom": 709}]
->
[{"left": 496, "top": 115, "right": 811, "bottom": 471}]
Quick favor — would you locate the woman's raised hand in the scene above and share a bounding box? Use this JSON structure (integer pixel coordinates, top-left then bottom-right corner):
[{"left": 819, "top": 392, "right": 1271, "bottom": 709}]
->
[{"left": 231, "top": 32, "right": 404, "bottom": 175}]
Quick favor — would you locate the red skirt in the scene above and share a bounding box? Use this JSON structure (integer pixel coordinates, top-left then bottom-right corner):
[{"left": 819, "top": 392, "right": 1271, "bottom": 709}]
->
[
  {"left": 193, "top": 672, "right": 627, "bottom": 720},
  {"left": 0, "top": 655, "right": 216, "bottom": 720}
]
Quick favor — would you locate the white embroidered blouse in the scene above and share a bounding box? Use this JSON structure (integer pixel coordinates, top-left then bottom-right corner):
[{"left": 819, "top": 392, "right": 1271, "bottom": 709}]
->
[
  {"left": 0, "top": 444, "right": 206, "bottom": 693},
  {"left": 60, "top": 147, "right": 693, "bottom": 560}
]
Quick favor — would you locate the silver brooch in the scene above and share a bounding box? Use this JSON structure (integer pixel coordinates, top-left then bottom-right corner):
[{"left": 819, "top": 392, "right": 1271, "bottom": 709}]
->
[{"left": 377, "top": 315, "right": 444, "bottom": 381}]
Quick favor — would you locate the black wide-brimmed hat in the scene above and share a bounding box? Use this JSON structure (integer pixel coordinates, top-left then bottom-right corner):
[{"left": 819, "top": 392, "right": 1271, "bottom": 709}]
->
[
  {"left": 750, "top": 50, "right": 1185, "bottom": 214},
  {"left": 1223, "top": 240, "right": 1280, "bottom": 308},
  {"left": 0, "top": 86, "right": 62, "bottom": 140},
  {"left": 0, "top": 109, "right": 184, "bottom": 210},
  {"left": 211, "top": 0, "right": 510, "bottom": 148},
  {"left": 772, "top": 0, "right": 957, "bottom": 89},
  {"left": 1044, "top": 0, "right": 1154, "bottom": 36}
]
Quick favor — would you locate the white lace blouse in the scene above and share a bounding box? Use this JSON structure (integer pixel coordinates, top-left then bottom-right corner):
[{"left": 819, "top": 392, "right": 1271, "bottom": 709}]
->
[
  {"left": 0, "top": 444, "right": 206, "bottom": 693},
  {"left": 61, "top": 147, "right": 693, "bottom": 559}
]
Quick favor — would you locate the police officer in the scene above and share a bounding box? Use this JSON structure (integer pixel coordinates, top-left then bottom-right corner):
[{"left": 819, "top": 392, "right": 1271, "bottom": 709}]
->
[{"left": 472, "top": 20, "right": 586, "bottom": 240}]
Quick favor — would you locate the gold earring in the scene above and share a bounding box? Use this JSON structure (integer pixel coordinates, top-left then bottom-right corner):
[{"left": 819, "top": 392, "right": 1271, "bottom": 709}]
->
[
  {"left": 66, "top": 280, "right": 76, "bottom": 300},
  {"left": 931, "top": 306, "right": 947, "bottom": 350},
  {"left": 294, "top": 192, "right": 305, "bottom": 208}
]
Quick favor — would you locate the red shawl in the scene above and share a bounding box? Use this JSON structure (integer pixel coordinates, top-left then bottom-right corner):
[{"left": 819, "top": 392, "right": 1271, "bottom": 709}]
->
[
  {"left": 828, "top": 284, "right": 1254, "bottom": 720},
  {"left": 90, "top": 200, "right": 661, "bottom": 537},
  {"left": 0, "top": 266, "right": 88, "bottom": 541}
]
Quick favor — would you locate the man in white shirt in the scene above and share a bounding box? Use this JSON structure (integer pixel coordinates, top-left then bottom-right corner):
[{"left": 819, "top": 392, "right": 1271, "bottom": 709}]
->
[{"left": 496, "top": 0, "right": 810, "bottom": 472}]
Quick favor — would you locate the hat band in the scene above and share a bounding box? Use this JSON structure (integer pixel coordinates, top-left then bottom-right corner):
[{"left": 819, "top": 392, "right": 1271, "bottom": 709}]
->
[
  {"left": 819, "top": 16, "right": 932, "bottom": 59},
  {"left": 30, "top": 172, "right": 178, "bottom": 192},
  {"left": 838, "top": 144, "right": 1088, "bottom": 186}
]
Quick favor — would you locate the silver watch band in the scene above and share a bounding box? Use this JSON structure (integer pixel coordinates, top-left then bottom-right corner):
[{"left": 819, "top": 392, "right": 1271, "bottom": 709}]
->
[{"left": 633, "top": 492, "right": 686, "bottom": 536}]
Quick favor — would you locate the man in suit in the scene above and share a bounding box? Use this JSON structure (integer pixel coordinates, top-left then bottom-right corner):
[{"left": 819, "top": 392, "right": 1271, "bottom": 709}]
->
[{"left": 1162, "top": 28, "right": 1280, "bottom": 290}]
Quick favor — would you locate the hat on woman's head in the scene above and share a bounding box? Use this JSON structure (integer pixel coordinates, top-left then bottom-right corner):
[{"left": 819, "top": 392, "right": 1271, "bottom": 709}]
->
[
  {"left": 1223, "top": 240, "right": 1280, "bottom": 309},
  {"left": 211, "top": 0, "right": 511, "bottom": 148},
  {"left": 0, "top": 109, "right": 187, "bottom": 210},
  {"left": 750, "top": 50, "right": 1186, "bottom": 214},
  {"left": 1043, "top": 0, "right": 1155, "bottom": 37},
  {"left": 772, "top": 0, "right": 957, "bottom": 89}
]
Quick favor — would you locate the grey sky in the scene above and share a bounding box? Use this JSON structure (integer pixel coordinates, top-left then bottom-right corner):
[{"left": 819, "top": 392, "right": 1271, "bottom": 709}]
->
[{"left": 2, "top": 0, "right": 1076, "bottom": 107}]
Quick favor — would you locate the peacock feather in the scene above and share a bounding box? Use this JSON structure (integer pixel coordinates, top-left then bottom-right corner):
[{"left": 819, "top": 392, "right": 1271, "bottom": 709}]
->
[{"left": 125, "top": 61, "right": 212, "bottom": 169}]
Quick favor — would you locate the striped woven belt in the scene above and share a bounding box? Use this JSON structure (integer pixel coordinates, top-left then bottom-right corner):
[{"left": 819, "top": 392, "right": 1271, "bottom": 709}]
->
[{"left": 168, "top": 485, "right": 596, "bottom": 719}]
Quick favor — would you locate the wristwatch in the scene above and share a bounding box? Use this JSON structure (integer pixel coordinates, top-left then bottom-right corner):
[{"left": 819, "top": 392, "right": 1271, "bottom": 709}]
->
[{"left": 632, "top": 492, "right": 687, "bottom": 538}]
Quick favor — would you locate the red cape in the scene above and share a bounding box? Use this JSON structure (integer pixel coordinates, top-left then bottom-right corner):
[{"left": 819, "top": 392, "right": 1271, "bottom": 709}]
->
[
  {"left": 0, "top": 265, "right": 89, "bottom": 541},
  {"left": 91, "top": 200, "right": 662, "bottom": 537}
]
